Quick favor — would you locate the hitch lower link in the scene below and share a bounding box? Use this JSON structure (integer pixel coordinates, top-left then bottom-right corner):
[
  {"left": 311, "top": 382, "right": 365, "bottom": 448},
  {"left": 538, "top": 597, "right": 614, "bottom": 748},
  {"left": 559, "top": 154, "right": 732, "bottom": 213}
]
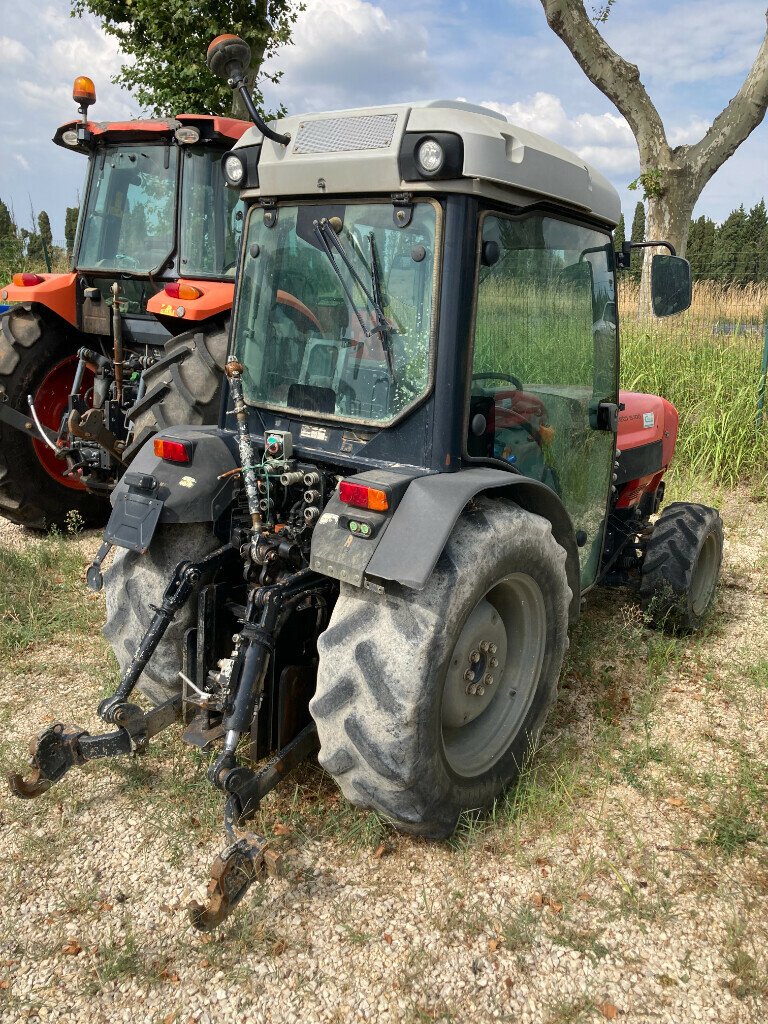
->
[{"left": 8, "top": 550, "right": 326, "bottom": 931}]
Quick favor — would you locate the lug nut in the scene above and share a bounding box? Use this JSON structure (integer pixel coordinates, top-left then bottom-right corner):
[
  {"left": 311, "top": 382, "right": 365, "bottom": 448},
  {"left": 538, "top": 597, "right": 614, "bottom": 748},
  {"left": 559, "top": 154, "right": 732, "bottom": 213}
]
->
[
  {"left": 490, "top": 657, "right": 498, "bottom": 668},
  {"left": 479, "top": 640, "right": 490, "bottom": 653},
  {"left": 466, "top": 683, "right": 478, "bottom": 695},
  {"left": 470, "top": 650, "right": 481, "bottom": 664},
  {"left": 484, "top": 675, "right": 494, "bottom": 686},
  {"left": 476, "top": 685, "right": 485, "bottom": 696},
  {"left": 464, "top": 669, "right": 474, "bottom": 682},
  {"left": 488, "top": 643, "right": 497, "bottom": 655}
]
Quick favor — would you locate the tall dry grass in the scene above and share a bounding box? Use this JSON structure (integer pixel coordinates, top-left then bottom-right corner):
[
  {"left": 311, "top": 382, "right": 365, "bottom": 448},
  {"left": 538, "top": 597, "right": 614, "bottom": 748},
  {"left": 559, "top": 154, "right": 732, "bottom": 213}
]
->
[{"left": 619, "top": 280, "right": 768, "bottom": 488}]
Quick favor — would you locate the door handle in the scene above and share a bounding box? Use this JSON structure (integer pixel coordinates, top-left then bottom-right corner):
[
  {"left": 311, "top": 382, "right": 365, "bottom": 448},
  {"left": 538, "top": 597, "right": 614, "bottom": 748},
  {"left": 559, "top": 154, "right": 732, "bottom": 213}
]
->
[{"left": 589, "top": 401, "right": 619, "bottom": 432}]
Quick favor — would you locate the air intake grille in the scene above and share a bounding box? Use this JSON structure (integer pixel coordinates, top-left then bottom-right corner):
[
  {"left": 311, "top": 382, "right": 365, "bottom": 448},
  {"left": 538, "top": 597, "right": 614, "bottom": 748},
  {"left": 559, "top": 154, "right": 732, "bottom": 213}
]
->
[{"left": 293, "top": 114, "right": 399, "bottom": 154}]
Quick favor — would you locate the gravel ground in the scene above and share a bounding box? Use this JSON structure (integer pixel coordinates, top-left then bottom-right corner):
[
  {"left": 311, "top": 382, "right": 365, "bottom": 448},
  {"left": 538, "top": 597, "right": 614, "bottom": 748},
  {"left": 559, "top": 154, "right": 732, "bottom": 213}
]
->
[{"left": 0, "top": 489, "right": 766, "bottom": 1024}]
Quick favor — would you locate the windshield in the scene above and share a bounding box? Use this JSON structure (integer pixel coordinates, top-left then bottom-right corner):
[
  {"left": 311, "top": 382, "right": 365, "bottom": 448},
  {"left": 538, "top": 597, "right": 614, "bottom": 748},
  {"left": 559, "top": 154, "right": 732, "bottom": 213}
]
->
[
  {"left": 78, "top": 144, "right": 177, "bottom": 273},
  {"left": 179, "top": 148, "right": 243, "bottom": 278},
  {"left": 233, "top": 200, "right": 438, "bottom": 424}
]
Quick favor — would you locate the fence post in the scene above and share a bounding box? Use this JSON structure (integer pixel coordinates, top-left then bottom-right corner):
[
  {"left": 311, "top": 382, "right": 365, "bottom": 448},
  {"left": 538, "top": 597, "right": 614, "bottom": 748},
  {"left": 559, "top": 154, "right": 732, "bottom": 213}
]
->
[{"left": 757, "top": 315, "right": 768, "bottom": 431}]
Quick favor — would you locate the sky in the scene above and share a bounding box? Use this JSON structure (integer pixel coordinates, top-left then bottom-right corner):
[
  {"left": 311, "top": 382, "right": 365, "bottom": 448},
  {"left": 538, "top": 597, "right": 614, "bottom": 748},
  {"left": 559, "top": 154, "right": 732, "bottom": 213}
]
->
[{"left": 0, "top": 0, "right": 766, "bottom": 239}]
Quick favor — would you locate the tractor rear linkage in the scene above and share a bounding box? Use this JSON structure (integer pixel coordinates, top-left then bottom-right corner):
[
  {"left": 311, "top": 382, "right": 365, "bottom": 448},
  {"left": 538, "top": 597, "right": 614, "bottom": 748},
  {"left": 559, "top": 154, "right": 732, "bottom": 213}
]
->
[{"left": 7, "top": 545, "right": 326, "bottom": 931}]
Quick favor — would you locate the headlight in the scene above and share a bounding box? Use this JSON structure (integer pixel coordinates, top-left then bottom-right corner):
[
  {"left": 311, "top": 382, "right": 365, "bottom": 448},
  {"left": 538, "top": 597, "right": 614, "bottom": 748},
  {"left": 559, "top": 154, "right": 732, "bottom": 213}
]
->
[
  {"left": 222, "top": 153, "right": 245, "bottom": 186},
  {"left": 61, "top": 130, "right": 79, "bottom": 147},
  {"left": 416, "top": 138, "right": 445, "bottom": 175}
]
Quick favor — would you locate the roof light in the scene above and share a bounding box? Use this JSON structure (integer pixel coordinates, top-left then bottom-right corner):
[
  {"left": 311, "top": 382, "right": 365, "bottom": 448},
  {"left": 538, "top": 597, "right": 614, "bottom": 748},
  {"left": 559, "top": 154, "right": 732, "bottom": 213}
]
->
[
  {"left": 12, "top": 273, "right": 44, "bottom": 287},
  {"left": 417, "top": 138, "right": 444, "bottom": 175},
  {"left": 164, "top": 282, "right": 203, "bottom": 300},
  {"left": 72, "top": 76, "right": 96, "bottom": 108},
  {"left": 339, "top": 480, "right": 389, "bottom": 512},
  {"left": 153, "top": 438, "right": 191, "bottom": 463},
  {"left": 61, "top": 130, "right": 79, "bottom": 147},
  {"left": 175, "top": 126, "right": 201, "bottom": 145},
  {"left": 222, "top": 153, "right": 245, "bottom": 186}
]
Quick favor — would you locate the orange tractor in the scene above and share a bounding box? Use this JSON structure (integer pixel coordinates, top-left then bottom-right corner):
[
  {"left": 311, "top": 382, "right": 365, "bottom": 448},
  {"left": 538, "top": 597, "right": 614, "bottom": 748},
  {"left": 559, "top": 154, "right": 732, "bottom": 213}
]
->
[{"left": 0, "top": 76, "right": 249, "bottom": 528}]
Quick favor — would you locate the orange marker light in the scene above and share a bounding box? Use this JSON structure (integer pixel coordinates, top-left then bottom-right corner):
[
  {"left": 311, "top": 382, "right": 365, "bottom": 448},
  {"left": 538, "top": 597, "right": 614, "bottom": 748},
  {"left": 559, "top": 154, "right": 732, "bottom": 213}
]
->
[
  {"left": 165, "top": 282, "right": 203, "bottom": 301},
  {"left": 72, "top": 76, "right": 96, "bottom": 107},
  {"left": 12, "top": 273, "right": 44, "bottom": 287}
]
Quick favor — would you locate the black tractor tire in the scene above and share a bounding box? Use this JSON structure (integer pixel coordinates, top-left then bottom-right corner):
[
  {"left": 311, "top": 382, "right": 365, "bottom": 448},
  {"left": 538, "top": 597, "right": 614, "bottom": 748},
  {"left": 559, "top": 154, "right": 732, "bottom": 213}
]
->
[
  {"left": 125, "top": 319, "right": 229, "bottom": 461},
  {"left": 0, "top": 306, "right": 108, "bottom": 530},
  {"left": 310, "top": 498, "right": 571, "bottom": 839},
  {"left": 102, "top": 524, "right": 220, "bottom": 705},
  {"left": 640, "top": 501, "right": 723, "bottom": 632}
]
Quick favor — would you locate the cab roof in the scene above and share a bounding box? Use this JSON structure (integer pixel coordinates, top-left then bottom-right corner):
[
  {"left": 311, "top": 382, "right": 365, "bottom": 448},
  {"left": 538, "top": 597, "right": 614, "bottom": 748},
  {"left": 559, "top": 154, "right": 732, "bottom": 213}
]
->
[
  {"left": 234, "top": 99, "right": 621, "bottom": 227},
  {"left": 53, "top": 113, "right": 249, "bottom": 155}
]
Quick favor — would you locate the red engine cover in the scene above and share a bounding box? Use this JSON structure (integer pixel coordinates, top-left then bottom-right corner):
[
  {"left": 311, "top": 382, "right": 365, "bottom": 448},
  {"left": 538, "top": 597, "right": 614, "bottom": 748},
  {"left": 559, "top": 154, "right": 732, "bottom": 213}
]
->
[{"left": 614, "top": 391, "right": 679, "bottom": 509}]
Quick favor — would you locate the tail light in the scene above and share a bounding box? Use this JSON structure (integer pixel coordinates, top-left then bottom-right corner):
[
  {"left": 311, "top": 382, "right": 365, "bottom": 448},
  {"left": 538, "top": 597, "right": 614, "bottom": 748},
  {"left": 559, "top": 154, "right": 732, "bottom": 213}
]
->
[
  {"left": 339, "top": 480, "right": 389, "bottom": 512},
  {"left": 165, "top": 282, "right": 203, "bottom": 300},
  {"left": 12, "top": 273, "right": 45, "bottom": 287},
  {"left": 153, "top": 438, "right": 192, "bottom": 463}
]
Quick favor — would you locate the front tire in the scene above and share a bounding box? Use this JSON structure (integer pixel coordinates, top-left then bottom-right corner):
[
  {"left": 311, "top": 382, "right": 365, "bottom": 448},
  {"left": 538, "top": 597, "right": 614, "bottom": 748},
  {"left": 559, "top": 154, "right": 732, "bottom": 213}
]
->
[
  {"left": 640, "top": 501, "right": 723, "bottom": 632},
  {"left": 310, "top": 498, "right": 571, "bottom": 838}
]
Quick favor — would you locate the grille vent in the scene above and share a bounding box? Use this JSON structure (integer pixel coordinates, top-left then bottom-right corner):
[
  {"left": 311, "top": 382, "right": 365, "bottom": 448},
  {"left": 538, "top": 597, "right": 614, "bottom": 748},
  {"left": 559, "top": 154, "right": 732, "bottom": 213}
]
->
[{"left": 293, "top": 113, "right": 399, "bottom": 154}]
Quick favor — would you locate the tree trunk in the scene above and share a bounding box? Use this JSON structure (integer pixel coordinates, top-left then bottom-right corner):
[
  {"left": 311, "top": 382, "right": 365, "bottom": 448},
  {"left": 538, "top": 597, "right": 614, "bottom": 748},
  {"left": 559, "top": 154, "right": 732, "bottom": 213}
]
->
[{"left": 638, "top": 163, "right": 699, "bottom": 312}]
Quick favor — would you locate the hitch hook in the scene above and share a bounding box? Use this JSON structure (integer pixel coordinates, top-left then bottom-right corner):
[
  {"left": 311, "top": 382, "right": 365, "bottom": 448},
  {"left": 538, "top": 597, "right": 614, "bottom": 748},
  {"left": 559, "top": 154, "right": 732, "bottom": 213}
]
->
[
  {"left": 187, "top": 832, "right": 281, "bottom": 931},
  {"left": 7, "top": 723, "right": 86, "bottom": 799}
]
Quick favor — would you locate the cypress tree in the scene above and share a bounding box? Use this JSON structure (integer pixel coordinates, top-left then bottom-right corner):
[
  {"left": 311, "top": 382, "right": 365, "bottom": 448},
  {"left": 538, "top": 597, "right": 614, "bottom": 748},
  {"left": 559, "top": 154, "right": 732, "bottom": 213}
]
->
[
  {"left": 630, "top": 201, "right": 645, "bottom": 279},
  {"left": 64, "top": 206, "right": 79, "bottom": 259}
]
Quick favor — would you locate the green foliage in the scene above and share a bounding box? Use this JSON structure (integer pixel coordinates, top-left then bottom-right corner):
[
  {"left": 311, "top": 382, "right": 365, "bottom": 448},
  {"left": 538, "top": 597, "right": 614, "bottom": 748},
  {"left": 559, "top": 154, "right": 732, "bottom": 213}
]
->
[
  {"left": 630, "top": 200, "right": 645, "bottom": 278},
  {"left": 70, "top": 0, "right": 304, "bottom": 117},
  {"left": 64, "top": 205, "right": 79, "bottom": 258},
  {"left": 613, "top": 212, "right": 625, "bottom": 254},
  {"left": 629, "top": 168, "right": 666, "bottom": 201},
  {"left": 686, "top": 200, "right": 768, "bottom": 284},
  {"left": 590, "top": 0, "right": 617, "bottom": 22}
]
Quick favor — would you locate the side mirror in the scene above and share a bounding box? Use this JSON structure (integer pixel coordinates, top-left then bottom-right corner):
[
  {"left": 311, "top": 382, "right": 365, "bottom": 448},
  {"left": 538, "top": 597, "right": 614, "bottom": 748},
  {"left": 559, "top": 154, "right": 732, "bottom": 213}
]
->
[{"left": 651, "top": 254, "right": 692, "bottom": 317}]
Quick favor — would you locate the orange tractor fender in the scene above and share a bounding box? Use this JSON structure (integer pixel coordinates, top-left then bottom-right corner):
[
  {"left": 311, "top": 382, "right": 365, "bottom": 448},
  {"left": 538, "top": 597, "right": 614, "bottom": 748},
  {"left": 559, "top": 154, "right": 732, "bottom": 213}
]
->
[
  {"left": 0, "top": 273, "right": 79, "bottom": 327},
  {"left": 147, "top": 280, "right": 235, "bottom": 323}
]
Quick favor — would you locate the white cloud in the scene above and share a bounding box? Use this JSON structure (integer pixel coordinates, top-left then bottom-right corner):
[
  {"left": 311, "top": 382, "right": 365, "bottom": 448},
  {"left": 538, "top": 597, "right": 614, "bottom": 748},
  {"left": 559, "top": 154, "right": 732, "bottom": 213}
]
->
[
  {"left": 13, "top": 154, "right": 30, "bottom": 171},
  {"left": 668, "top": 117, "right": 712, "bottom": 147},
  {"left": 0, "top": 36, "right": 32, "bottom": 64},
  {"left": 261, "top": 0, "right": 434, "bottom": 112},
  {"left": 481, "top": 92, "right": 639, "bottom": 174}
]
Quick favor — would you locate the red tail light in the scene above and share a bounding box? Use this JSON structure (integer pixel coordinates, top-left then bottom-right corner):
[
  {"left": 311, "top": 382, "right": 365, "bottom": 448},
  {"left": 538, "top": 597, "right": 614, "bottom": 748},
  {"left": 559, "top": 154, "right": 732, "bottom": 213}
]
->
[
  {"left": 153, "top": 438, "right": 191, "bottom": 463},
  {"left": 165, "top": 282, "right": 203, "bottom": 300},
  {"left": 12, "top": 273, "right": 45, "bottom": 287},
  {"left": 339, "top": 481, "right": 389, "bottom": 511}
]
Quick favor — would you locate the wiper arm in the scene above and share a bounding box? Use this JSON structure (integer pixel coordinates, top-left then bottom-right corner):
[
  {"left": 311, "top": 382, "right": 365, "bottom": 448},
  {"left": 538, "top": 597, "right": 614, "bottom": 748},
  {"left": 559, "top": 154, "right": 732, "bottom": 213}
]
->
[
  {"left": 367, "top": 232, "right": 395, "bottom": 379},
  {"left": 312, "top": 219, "right": 395, "bottom": 378}
]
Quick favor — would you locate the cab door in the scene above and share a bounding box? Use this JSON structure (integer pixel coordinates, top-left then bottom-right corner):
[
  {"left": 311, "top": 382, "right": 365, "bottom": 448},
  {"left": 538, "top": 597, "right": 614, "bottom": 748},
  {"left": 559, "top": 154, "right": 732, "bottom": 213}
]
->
[{"left": 467, "top": 211, "right": 618, "bottom": 589}]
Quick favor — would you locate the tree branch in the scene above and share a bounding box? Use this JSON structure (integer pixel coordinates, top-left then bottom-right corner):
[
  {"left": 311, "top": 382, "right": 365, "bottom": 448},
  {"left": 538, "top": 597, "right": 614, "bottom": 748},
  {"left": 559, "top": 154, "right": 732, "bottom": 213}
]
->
[
  {"left": 687, "top": 10, "right": 768, "bottom": 190},
  {"left": 540, "top": 0, "right": 667, "bottom": 160}
]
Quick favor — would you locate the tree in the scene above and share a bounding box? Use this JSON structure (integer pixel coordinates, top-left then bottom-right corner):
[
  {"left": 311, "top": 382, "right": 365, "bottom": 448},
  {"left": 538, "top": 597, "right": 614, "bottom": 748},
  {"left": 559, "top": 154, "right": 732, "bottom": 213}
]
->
[
  {"left": 614, "top": 212, "right": 625, "bottom": 254},
  {"left": 0, "top": 200, "right": 15, "bottom": 243},
  {"left": 71, "top": 1, "right": 304, "bottom": 118},
  {"left": 629, "top": 201, "right": 644, "bottom": 279},
  {"left": 65, "top": 205, "right": 79, "bottom": 259},
  {"left": 540, "top": 3, "right": 768, "bottom": 267}
]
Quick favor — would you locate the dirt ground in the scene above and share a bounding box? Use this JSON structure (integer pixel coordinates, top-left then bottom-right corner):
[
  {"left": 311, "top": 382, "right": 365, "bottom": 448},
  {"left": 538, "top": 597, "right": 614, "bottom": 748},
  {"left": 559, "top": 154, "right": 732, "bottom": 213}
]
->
[{"left": 0, "top": 487, "right": 766, "bottom": 1024}]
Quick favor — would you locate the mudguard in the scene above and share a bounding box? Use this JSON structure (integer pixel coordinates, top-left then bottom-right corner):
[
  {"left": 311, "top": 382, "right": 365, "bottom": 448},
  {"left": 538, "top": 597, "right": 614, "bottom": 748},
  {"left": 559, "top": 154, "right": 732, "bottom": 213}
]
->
[
  {"left": 312, "top": 468, "right": 581, "bottom": 622},
  {"left": 105, "top": 426, "right": 236, "bottom": 552}
]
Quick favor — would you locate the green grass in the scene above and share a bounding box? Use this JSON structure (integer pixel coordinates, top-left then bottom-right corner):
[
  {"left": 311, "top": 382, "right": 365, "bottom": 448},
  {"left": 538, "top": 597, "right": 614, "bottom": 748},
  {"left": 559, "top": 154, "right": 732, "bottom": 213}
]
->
[{"left": 0, "top": 529, "right": 101, "bottom": 668}]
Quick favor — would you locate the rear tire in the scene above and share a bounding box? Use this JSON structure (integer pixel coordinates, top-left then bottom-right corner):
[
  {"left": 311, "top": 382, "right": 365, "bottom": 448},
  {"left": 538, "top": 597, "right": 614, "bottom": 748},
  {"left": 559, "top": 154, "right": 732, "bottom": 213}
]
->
[
  {"left": 0, "top": 306, "right": 108, "bottom": 530},
  {"left": 310, "top": 498, "right": 571, "bottom": 838},
  {"left": 102, "top": 524, "right": 219, "bottom": 705},
  {"left": 640, "top": 501, "right": 723, "bottom": 632},
  {"left": 125, "top": 320, "right": 229, "bottom": 461}
]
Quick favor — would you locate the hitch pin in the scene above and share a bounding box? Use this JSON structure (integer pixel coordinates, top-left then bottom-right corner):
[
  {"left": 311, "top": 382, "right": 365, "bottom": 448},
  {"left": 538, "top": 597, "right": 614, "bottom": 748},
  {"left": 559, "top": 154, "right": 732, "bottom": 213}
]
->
[{"left": 27, "top": 394, "right": 59, "bottom": 454}]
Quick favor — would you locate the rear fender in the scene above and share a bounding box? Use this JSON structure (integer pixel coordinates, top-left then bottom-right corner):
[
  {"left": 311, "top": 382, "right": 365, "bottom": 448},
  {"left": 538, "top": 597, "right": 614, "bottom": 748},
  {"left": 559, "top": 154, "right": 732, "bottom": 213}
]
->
[
  {"left": 312, "top": 468, "right": 581, "bottom": 622},
  {"left": 105, "top": 426, "right": 236, "bottom": 552},
  {"left": 0, "top": 275, "right": 78, "bottom": 327}
]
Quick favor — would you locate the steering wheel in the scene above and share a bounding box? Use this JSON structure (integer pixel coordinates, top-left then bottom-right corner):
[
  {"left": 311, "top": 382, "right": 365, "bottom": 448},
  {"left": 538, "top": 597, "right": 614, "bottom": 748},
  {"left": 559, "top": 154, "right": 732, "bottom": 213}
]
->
[{"left": 472, "top": 371, "right": 523, "bottom": 390}]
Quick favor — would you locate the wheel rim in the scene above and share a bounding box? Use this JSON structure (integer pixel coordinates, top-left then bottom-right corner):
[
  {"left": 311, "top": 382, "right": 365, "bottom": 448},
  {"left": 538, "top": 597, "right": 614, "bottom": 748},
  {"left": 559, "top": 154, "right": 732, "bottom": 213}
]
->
[
  {"left": 31, "top": 355, "right": 94, "bottom": 492},
  {"left": 441, "top": 573, "right": 547, "bottom": 778},
  {"left": 690, "top": 532, "right": 719, "bottom": 615}
]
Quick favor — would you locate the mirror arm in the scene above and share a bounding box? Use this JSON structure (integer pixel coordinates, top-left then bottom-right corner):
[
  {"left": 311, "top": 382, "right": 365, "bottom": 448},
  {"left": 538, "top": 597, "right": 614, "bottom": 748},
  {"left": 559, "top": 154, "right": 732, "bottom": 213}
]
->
[
  {"left": 229, "top": 69, "right": 290, "bottom": 147},
  {"left": 616, "top": 239, "right": 677, "bottom": 271}
]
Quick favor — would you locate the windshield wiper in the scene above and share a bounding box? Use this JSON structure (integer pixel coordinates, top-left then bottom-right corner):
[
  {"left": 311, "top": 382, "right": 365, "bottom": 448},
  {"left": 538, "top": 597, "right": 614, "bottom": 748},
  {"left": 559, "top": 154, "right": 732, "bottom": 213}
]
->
[
  {"left": 367, "top": 232, "right": 395, "bottom": 379},
  {"left": 312, "top": 218, "right": 395, "bottom": 379}
]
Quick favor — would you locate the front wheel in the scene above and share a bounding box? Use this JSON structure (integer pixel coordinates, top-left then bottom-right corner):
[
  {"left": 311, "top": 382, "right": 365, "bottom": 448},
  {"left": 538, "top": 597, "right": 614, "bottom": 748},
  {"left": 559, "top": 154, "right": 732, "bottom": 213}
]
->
[{"left": 310, "top": 498, "right": 571, "bottom": 838}]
